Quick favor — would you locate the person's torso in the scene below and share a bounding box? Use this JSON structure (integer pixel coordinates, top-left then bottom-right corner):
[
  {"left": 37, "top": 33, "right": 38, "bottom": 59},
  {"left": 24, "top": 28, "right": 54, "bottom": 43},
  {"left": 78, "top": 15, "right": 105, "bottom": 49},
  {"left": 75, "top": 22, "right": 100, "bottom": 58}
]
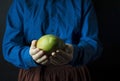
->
[{"left": 23, "top": 0, "right": 82, "bottom": 45}]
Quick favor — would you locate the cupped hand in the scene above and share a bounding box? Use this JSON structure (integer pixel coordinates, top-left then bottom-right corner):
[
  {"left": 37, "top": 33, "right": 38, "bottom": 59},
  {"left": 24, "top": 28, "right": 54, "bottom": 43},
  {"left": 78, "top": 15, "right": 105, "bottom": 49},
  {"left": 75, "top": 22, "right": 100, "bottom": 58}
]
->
[
  {"left": 29, "top": 40, "right": 49, "bottom": 65},
  {"left": 49, "top": 43, "right": 73, "bottom": 65}
]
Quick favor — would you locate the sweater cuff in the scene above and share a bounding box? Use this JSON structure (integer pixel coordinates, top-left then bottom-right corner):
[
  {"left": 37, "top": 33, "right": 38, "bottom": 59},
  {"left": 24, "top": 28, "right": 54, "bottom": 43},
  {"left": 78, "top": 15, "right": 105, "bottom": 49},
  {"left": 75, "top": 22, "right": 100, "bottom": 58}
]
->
[
  {"left": 23, "top": 47, "right": 38, "bottom": 69},
  {"left": 69, "top": 45, "right": 81, "bottom": 66}
]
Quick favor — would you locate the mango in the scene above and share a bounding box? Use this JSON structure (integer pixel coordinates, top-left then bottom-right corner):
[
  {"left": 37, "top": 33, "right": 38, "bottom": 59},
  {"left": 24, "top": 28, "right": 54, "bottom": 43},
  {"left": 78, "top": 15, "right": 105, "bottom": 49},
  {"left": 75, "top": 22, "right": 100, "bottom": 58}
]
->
[{"left": 36, "top": 34, "right": 65, "bottom": 53}]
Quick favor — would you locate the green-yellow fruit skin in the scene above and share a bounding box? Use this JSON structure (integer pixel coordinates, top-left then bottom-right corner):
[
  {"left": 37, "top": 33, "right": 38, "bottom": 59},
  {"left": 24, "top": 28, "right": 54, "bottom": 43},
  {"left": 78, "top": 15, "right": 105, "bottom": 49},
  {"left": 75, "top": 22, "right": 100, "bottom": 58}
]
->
[{"left": 36, "top": 34, "right": 65, "bottom": 52}]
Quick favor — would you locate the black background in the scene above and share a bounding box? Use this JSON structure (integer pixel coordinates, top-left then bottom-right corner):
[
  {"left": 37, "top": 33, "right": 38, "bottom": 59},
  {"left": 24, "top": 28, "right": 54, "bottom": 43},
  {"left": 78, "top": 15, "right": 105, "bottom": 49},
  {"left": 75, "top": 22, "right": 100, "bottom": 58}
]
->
[{"left": 0, "top": 0, "right": 120, "bottom": 81}]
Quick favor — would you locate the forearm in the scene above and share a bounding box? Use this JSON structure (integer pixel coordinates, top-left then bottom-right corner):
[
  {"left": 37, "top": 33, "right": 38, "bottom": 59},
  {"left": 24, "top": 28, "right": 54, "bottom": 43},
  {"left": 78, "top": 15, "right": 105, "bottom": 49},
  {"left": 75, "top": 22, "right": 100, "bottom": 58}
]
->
[
  {"left": 69, "top": 0, "right": 103, "bottom": 66},
  {"left": 70, "top": 39, "right": 102, "bottom": 66},
  {"left": 2, "top": 41, "right": 38, "bottom": 69}
]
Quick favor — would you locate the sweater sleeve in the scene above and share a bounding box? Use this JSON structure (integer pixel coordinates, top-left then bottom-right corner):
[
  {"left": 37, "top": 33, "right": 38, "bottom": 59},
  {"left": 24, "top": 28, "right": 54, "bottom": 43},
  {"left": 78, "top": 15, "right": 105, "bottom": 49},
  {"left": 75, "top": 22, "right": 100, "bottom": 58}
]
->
[
  {"left": 70, "top": 0, "right": 103, "bottom": 66},
  {"left": 2, "top": 0, "right": 38, "bottom": 69}
]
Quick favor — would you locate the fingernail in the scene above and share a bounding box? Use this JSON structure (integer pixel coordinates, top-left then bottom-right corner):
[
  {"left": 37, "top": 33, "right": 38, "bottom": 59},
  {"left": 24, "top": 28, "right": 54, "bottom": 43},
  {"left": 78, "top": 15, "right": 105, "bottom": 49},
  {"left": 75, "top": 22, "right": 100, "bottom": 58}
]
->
[
  {"left": 56, "top": 50, "right": 59, "bottom": 52},
  {"left": 51, "top": 52, "right": 55, "bottom": 56}
]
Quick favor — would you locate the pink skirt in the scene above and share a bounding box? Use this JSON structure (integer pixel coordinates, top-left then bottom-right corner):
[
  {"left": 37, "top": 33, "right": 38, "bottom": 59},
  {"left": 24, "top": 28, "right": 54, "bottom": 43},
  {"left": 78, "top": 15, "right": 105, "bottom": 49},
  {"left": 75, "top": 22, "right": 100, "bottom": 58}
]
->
[{"left": 18, "top": 65, "right": 91, "bottom": 81}]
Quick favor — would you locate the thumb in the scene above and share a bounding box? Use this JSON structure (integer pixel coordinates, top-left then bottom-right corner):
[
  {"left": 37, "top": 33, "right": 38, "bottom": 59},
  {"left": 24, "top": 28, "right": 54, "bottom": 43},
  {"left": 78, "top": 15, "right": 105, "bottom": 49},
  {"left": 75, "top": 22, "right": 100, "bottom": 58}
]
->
[
  {"left": 65, "top": 44, "right": 73, "bottom": 54},
  {"left": 31, "top": 40, "right": 37, "bottom": 49}
]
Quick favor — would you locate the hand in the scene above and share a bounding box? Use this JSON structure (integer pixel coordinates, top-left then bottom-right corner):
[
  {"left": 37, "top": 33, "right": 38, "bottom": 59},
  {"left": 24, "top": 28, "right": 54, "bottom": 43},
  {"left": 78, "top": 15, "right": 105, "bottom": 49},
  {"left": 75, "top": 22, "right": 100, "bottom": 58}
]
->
[
  {"left": 49, "top": 44, "right": 73, "bottom": 65},
  {"left": 29, "top": 40, "right": 48, "bottom": 65}
]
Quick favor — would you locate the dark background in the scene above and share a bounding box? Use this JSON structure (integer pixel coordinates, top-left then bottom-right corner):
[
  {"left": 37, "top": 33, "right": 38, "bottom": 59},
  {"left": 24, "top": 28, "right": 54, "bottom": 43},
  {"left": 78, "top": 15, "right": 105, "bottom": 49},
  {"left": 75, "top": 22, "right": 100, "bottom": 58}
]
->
[{"left": 0, "top": 0, "right": 120, "bottom": 81}]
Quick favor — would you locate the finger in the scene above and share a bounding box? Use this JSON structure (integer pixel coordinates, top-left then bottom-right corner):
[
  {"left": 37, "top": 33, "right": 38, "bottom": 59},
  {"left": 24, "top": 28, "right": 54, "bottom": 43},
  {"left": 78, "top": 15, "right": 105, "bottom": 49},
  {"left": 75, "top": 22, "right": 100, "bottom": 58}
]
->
[
  {"left": 65, "top": 44, "right": 74, "bottom": 53},
  {"left": 50, "top": 57, "right": 59, "bottom": 65},
  {"left": 50, "top": 56, "right": 67, "bottom": 65},
  {"left": 51, "top": 52, "right": 56, "bottom": 56},
  {"left": 30, "top": 48, "right": 40, "bottom": 55},
  {"left": 54, "top": 52, "right": 66, "bottom": 61},
  {"left": 32, "top": 51, "right": 44, "bottom": 60},
  {"left": 50, "top": 49, "right": 71, "bottom": 65},
  {"left": 51, "top": 55, "right": 63, "bottom": 63},
  {"left": 41, "top": 59, "right": 48, "bottom": 65},
  {"left": 51, "top": 51, "right": 63, "bottom": 61},
  {"left": 36, "top": 55, "right": 47, "bottom": 63},
  {"left": 55, "top": 50, "right": 72, "bottom": 61},
  {"left": 58, "top": 49, "right": 72, "bottom": 57},
  {"left": 50, "top": 53, "right": 66, "bottom": 65},
  {"left": 31, "top": 40, "right": 37, "bottom": 49}
]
